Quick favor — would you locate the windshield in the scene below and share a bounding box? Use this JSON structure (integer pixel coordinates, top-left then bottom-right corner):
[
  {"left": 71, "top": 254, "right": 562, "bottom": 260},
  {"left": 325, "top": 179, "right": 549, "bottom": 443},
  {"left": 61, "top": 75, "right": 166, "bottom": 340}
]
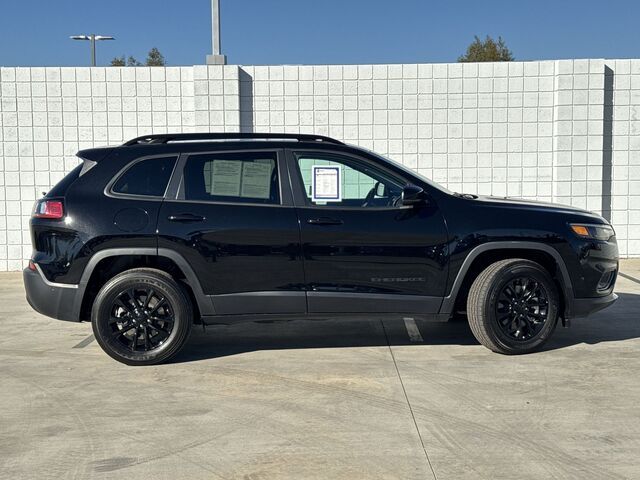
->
[{"left": 353, "top": 146, "right": 453, "bottom": 194}]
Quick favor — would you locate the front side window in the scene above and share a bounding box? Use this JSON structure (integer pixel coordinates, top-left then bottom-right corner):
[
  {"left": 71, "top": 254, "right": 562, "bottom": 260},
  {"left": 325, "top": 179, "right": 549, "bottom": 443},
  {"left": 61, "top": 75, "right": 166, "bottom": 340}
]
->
[
  {"left": 183, "top": 152, "right": 280, "bottom": 204},
  {"left": 112, "top": 156, "right": 177, "bottom": 197},
  {"left": 295, "top": 153, "right": 404, "bottom": 208}
]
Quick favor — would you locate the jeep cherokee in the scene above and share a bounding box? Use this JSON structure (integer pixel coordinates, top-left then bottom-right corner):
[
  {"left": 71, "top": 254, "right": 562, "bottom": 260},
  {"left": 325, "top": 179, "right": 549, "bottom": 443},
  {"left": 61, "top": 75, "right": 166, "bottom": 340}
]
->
[{"left": 23, "top": 133, "right": 619, "bottom": 365}]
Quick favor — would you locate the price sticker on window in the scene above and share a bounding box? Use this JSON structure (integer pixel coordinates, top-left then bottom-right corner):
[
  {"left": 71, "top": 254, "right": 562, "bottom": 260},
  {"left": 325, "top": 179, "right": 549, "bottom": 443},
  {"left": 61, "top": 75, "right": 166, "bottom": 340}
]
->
[{"left": 312, "top": 165, "right": 341, "bottom": 202}]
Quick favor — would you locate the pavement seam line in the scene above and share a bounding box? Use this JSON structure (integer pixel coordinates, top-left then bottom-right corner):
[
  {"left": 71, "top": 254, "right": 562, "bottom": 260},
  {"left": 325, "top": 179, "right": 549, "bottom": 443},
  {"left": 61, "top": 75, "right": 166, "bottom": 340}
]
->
[
  {"left": 72, "top": 334, "right": 95, "bottom": 349},
  {"left": 619, "top": 271, "right": 640, "bottom": 285},
  {"left": 380, "top": 320, "right": 438, "bottom": 480}
]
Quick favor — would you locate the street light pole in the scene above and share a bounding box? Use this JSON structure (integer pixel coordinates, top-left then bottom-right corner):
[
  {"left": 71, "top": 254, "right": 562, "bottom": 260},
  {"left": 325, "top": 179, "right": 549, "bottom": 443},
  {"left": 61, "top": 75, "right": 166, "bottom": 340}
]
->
[
  {"left": 70, "top": 34, "right": 115, "bottom": 66},
  {"left": 90, "top": 34, "right": 96, "bottom": 66},
  {"left": 206, "top": 0, "right": 226, "bottom": 65},
  {"left": 212, "top": 0, "right": 221, "bottom": 56}
]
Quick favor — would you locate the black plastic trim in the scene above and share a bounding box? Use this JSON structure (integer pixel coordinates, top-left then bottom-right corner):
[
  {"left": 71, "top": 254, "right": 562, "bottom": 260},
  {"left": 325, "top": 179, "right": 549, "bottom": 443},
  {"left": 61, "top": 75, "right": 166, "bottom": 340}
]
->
[
  {"left": 72, "top": 247, "right": 215, "bottom": 321},
  {"left": 209, "top": 291, "right": 306, "bottom": 315},
  {"left": 123, "top": 132, "right": 344, "bottom": 146},
  {"left": 439, "top": 241, "right": 575, "bottom": 316},
  {"left": 571, "top": 292, "right": 618, "bottom": 318},
  {"left": 23, "top": 268, "right": 79, "bottom": 322},
  {"left": 201, "top": 312, "right": 450, "bottom": 325},
  {"left": 307, "top": 291, "right": 442, "bottom": 314}
]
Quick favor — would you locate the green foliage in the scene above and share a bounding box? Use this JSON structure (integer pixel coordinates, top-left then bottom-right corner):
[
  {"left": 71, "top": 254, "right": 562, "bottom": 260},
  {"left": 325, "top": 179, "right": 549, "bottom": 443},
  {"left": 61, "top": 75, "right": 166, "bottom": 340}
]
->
[
  {"left": 110, "top": 56, "right": 126, "bottom": 67},
  {"left": 458, "top": 35, "right": 514, "bottom": 62},
  {"left": 109, "top": 49, "right": 165, "bottom": 67},
  {"left": 145, "top": 47, "right": 166, "bottom": 66}
]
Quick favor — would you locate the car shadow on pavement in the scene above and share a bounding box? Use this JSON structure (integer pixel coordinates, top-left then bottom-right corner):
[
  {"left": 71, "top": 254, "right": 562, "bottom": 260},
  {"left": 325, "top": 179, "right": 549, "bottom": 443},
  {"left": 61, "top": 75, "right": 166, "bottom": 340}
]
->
[{"left": 170, "top": 292, "right": 640, "bottom": 363}]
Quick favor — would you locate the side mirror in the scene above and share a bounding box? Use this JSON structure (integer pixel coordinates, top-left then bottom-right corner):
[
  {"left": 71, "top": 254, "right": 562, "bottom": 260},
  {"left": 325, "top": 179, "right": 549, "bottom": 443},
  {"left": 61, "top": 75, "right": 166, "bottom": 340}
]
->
[{"left": 401, "top": 184, "right": 427, "bottom": 206}]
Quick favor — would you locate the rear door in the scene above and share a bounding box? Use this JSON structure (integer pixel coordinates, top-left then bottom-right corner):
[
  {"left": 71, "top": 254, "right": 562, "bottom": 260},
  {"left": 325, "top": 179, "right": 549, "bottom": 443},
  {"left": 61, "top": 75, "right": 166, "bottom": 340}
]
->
[
  {"left": 287, "top": 149, "right": 449, "bottom": 315},
  {"left": 157, "top": 149, "right": 306, "bottom": 315}
]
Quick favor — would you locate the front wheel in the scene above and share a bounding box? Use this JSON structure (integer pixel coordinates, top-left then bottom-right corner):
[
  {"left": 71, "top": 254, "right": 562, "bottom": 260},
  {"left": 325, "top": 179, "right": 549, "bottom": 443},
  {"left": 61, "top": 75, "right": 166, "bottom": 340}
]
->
[
  {"left": 467, "top": 259, "right": 559, "bottom": 354},
  {"left": 92, "top": 268, "right": 193, "bottom": 366}
]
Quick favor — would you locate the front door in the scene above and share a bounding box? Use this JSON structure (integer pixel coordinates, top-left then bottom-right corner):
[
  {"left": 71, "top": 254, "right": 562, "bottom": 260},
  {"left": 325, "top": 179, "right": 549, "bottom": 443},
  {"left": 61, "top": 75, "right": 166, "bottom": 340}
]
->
[
  {"left": 288, "top": 150, "right": 449, "bottom": 314},
  {"left": 158, "top": 149, "right": 306, "bottom": 315}
]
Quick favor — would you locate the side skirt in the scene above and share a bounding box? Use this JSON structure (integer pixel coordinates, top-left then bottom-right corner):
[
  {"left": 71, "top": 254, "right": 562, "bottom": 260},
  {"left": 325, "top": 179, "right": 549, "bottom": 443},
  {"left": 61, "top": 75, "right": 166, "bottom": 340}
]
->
[{"left": 201, "top": 312, "right": 450, "bottom": 326}]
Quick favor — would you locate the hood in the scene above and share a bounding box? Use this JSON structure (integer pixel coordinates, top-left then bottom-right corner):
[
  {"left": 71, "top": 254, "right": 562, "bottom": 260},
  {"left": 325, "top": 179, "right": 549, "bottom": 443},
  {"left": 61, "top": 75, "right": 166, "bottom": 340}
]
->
[{"left": 469, "top": 194, "right": 608, "bottom": 222}]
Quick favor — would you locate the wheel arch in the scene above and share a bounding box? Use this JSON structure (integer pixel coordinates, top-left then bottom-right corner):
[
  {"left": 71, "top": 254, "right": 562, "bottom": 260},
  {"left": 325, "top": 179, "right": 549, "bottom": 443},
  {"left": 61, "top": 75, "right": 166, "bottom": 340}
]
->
[
  {"left": 440, "top": 242, "right": 574, "bottom": 317},
  {"left": 73, "top": 248, "right": 213, "bottom": 321}
]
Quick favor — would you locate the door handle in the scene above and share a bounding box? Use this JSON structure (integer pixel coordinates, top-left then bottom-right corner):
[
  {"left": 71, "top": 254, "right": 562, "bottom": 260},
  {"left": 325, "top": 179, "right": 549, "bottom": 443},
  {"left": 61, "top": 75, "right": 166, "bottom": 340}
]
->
[
  {"left": 168, "top": 213, "right": 206, "bottom": 223},
  {"left": 306, "top": 217, "right": 344, "bottom": 226}
]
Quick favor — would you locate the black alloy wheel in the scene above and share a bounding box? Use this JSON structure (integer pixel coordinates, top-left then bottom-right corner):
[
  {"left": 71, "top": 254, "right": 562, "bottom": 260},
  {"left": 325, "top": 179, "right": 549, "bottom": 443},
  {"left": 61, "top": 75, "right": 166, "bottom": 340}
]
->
[
  {"left": 92, "top": 268, "right": 192, "bottom": 365},
  {"left": 109, "top": 287, "right": 174, "bottom": 353},
  {"left": 495, "top": 277, "right": 549, "bottom": 341},
  {"left": 467, "top": 258, "right": 559, "bottom": 354}
]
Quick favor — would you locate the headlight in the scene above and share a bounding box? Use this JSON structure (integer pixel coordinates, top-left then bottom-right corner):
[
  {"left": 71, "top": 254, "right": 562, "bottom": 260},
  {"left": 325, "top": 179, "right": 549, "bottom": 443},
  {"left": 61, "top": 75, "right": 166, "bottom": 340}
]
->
[{"left": 570, "top": 223, "right": 615, "bottom": 241}]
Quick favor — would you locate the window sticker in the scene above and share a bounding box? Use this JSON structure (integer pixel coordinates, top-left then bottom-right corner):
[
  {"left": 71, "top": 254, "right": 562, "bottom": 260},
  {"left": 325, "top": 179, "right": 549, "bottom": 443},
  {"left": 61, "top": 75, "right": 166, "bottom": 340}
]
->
[
  {"left": 208, "top": 159, "right": 274, "bottom": 199},
  {"left": 241, "top": 161, "right": 273, "bottom": 199},
  {"left": 312, "top": 165, "right": 341, "bottom": 202},
  {"left": 210, "top": 160, "right": 242, "bottom": 196}
]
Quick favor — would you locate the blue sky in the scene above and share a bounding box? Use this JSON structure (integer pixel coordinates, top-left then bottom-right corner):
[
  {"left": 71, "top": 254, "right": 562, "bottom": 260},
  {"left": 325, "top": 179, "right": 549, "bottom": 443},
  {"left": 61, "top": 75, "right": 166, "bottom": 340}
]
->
[{"left": 1, "top": 0, "right": 639, "bottom": 66}]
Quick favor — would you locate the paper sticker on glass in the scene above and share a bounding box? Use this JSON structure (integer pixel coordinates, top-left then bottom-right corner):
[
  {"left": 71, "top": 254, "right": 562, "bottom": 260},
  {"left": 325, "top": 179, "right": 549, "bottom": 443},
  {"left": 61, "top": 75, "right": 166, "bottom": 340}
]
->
[{"left": 312, "top": 165, "right": 341, "bottom": 202}]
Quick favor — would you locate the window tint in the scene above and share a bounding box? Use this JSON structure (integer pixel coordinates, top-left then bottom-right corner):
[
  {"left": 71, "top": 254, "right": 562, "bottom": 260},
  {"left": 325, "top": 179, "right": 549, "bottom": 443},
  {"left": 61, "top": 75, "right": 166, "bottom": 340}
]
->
[
  {"left": 112, "top": 156, "right": 176, "bottom": 197},
  {"left": 183, "top": 152, "right": 279, "bottom": 204},
  {"left": 296, "top": 153, "right": 403, "bottom": 208}
]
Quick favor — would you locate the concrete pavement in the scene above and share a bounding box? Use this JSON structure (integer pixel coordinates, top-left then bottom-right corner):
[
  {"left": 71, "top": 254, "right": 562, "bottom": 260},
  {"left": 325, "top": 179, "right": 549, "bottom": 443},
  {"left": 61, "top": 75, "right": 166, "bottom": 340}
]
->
[{"left": 1, "top": 261, "right": 639, "bottom": 479}]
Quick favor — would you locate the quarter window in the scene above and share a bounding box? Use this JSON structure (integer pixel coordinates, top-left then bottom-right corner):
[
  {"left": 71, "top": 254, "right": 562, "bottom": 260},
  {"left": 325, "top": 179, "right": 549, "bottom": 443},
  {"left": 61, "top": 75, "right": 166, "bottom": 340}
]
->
[
  {"left": 183, "top": 152, "right": 280, "bottom": 204},
  {"left": 112, "top": 156, "right": 177, "bottom": 197}
]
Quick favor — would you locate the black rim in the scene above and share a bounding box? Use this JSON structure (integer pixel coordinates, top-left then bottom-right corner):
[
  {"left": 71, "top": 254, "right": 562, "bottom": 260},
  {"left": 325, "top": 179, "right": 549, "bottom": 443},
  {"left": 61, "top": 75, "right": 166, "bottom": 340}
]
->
[
  {"left": 107, "top": 287, "right": 174, "bottom": 353},
  {"left": 495, "top": 276, "right": 549, "bottom": 341}
]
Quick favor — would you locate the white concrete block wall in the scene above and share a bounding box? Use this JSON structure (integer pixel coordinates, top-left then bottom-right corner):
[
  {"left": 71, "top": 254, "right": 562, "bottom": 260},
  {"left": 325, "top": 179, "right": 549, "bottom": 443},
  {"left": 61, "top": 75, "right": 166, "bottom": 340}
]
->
[
  {"left": 608, "top": 60, "right": 640, "bottom": 258},
  {"left": 0, "top": 60, "right": 638, "bottom": 270},
  {"left": 243, "top": 61, "right": 561, "bottom": 199}
]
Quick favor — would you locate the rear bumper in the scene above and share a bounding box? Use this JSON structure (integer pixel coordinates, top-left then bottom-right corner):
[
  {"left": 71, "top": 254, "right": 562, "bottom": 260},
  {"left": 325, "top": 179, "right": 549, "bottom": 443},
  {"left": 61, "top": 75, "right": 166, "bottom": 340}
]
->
[
  {"left": 23, "top": 267, "right": 81, "bottom": 322},
  {"left": 568, "top": 292, "right": 618, "bottom": 319}
]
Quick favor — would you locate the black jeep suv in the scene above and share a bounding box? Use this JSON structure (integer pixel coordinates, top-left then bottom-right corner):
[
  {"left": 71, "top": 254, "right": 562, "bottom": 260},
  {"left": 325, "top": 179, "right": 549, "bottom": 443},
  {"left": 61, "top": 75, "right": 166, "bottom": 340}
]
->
[{"left": 24, "top": 133, "right": 618, "bottom": 365}]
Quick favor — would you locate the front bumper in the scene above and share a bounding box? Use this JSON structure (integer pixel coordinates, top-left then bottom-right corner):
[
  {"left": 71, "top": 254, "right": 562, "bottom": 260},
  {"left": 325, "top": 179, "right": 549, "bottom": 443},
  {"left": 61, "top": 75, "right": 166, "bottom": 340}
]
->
[
  {"left": 568, "top": 292, "right": 618, "bottom": 318},
  {"left": 23, "top": 267, "right": 81, "bottom": 322}
]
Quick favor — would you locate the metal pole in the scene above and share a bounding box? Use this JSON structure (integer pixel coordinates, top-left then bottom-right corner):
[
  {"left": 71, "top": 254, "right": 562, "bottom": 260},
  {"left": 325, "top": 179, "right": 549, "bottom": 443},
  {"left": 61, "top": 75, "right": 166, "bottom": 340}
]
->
[
  {"left": 212, "top": 0, "right": 221, "bottom": 55},
  {"left": 206, "top": 0, "right": 226, "bottom": 64},
  {"left": 90, "top": 34, "right": 96, "bottom": 66}
]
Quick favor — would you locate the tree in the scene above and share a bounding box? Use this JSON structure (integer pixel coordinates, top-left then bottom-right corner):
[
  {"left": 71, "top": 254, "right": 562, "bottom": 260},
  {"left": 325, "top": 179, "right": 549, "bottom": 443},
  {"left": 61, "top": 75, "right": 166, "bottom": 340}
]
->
[
  {"left": 110, "top": 56, "right": 126, "bottom": 66},
  {"left": 146, "top": 47, "right": 166, "bottom": 66},
  {"left": 109, "top": 48, "right": 165, "bottom": 66},
  {"left": 458, "top": 35, "right": 514, "bottom": 62}
]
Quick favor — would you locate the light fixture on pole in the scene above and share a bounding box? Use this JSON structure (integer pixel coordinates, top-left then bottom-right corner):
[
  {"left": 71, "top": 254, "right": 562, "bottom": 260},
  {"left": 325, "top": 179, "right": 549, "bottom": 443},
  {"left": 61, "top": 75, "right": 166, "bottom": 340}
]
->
[
  {"left": 70, "top": 34, "right": 115, "bottom": 66},
  {"left": 206, "top": 0, "right": 226, "bottom": 65}
]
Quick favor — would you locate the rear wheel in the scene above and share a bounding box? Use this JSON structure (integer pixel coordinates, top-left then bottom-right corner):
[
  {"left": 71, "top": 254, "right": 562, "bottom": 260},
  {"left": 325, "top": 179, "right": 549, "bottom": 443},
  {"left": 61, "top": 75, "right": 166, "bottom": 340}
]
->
[
  {"left": 467, "top": 259, "right": 559, "bottom": 354},
  {"left": 92, "top": 268, "right": 192, "bottom": 365}
]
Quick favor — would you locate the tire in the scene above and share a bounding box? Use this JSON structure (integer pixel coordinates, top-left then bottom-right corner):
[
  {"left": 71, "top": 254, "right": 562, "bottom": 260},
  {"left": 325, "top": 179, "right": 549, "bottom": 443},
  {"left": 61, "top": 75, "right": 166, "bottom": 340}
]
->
[
  {"left": 92, "top": 268, "right": 193, "bottom": 366},
  {"left": 467, "top": 259, "right": 559, "bottom": 354}
]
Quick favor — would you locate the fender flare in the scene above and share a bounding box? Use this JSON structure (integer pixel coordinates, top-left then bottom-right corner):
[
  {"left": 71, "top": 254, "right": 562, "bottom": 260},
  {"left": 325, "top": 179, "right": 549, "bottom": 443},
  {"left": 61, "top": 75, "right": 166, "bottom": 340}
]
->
[
  {"left": 72, "top": 248, "right": 214, "bottom": 320},
  {"left": 438, "top": 241, "right": 574, "bottom": 315}
]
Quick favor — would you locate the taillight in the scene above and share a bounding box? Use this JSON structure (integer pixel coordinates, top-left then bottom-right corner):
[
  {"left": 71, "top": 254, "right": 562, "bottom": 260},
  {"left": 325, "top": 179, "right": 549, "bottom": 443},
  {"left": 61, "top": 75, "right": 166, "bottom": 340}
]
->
[
  {"left": 33, "top": 199, "right": 64, "bottom": 219},
  {"left": 28, "top": 260, "right": 37, "bottom": 271}
]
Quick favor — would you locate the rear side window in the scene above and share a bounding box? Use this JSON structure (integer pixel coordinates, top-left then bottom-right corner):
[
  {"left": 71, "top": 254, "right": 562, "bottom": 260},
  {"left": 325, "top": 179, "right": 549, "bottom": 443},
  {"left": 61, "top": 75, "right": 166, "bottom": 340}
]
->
[
  {"left": 112, "top": 156, "right": 177, "bottom": 197},
  {"left": 182, "top": 152, "right": 279, "bottom": 204}
]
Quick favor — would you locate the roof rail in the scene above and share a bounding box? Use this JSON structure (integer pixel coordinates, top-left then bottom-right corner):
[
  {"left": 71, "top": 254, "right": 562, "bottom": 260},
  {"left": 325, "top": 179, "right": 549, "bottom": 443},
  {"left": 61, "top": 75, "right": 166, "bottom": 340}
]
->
[{"left": 122, "top": 132, "right": 344, "bottom": 146}]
